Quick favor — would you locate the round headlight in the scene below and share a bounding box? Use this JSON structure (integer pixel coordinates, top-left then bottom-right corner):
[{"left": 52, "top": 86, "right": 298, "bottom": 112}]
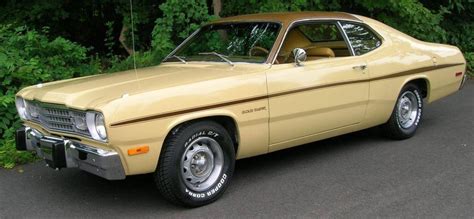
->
[
  {"left": 15, "top": 97, "right": 27, "bottom": 119},
  {"left": 95, "top": 114, "right": 107, "bottom": 140}
]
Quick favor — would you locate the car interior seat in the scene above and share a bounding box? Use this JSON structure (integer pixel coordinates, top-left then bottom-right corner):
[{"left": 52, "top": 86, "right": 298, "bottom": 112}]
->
[{"left": 305, "top": 47, "right": 335, "bottom": 61}]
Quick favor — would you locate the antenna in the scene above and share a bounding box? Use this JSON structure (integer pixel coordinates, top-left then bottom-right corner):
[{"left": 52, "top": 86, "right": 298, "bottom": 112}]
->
[{"left": 129, "top": 0, "right": 139, "bottom": 89}]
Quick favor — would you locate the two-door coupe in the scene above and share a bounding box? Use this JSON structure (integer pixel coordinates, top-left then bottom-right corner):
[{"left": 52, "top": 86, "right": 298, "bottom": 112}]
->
[{"left": 15, "top": 12, "right": 467, "bottom": 206}]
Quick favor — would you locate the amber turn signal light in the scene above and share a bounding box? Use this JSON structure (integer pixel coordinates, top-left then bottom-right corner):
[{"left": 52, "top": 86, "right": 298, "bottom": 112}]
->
[{"left": 128, "top": 146, "right": 149, "bottom": 156}]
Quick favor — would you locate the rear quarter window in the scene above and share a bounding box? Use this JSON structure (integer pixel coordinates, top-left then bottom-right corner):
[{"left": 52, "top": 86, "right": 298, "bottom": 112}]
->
[{"left": 341, "top": 22, "right": 382, "bottom": 55}]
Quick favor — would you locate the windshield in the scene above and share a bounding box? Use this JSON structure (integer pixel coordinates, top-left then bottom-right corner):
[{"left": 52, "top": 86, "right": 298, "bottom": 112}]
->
[{"left": 166, "top": 22, "right": 281, "bottom": 64}]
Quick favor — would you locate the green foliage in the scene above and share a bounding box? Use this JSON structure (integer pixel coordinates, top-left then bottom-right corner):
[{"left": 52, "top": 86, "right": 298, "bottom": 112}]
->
[
  {"left": 106, "top": 51, "right": 157, "bottom": 72},
  {"left": 151, "top": 0, "right": 213, "bottom": 62},
  {"left": 0, "top": 25, "right": 99, "bottom": 166},
  {"left": 433, "top": 0, "right": 474, "bottom": 77},
  {"left": 0, "top": 139, "right": 37, "bottom": 169},
  {"left": 355, "top": 0, "right": 447, "bottom": 43},
  {"left": 222, "top": 0, "right": 341, "bottom": 15},
  {"left": 465, "top": 52, "right": 474, "bottom": 77},
  {"left": 104, "top": 21, "right": 116, "bottom": 58},
  {"left": 0, "top": 0, "right": 162, "bottom": 57}
]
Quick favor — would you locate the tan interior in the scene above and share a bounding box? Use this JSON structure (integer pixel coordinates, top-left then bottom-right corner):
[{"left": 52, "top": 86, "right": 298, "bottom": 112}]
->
[
  {"left": 280, "top": 29, "right": 311, "bottom": 57},
  {"left": 277, "top": 27, "right": 351, "bottom": 64},
  {"left": 306, "top": 47, "right": 335, "bottom": 60}
]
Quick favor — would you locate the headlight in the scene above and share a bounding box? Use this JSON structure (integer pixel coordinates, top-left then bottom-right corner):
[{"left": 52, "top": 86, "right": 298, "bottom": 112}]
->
[
  {"left": 95, "top": 114, "right": 107, "bottom": 140},
  {"left": 15, "top": 97, "right": 27, "bottom": 120},
  {"left": 86, "top": 112, "right": 107, "bottom": 141},
  {"left": 73, "top": 114, "right": 88, "bottom": 131},
  {"left": 26, "top": 102, "right": 39, "bottom": 118}
]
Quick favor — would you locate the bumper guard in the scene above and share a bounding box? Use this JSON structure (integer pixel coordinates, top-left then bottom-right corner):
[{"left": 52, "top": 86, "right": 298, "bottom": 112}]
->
[{"left": 16, "top": 126, "right": 126, "bottom": 180}]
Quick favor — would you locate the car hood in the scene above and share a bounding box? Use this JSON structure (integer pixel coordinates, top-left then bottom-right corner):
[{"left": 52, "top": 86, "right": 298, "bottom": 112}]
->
[{"left": 17, "top": 62, "right": 270, "bottom": 111}]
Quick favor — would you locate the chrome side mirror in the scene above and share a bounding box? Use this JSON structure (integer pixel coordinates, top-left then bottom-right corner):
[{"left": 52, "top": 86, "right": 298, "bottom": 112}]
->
[{"left": 293, "top": 48, "right": 307, "bottom": 66}]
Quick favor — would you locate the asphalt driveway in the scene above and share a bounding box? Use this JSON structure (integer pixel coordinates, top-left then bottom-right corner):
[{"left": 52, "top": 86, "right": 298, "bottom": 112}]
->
[{"left": 1, "top": 81, "right": 473, "bottom": 218}]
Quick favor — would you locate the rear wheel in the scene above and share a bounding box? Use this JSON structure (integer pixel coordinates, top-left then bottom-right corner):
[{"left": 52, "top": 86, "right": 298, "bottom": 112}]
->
[
  {"left": 382, "top": 83, "right": 423, "bottom": 140},
  {"left": 155, "top": 121, "right": 235, "bottom": 207}
]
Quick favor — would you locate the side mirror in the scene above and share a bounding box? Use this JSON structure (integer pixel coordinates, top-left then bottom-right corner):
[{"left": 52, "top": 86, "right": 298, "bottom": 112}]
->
[{"left": 293, "top": 48, "right": 307, "bottom": 66}]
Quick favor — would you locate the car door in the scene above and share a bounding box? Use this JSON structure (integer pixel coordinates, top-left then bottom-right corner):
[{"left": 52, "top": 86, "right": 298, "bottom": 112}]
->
[{"left": 266, "top": 21, "right": 370, "bottom": 146}]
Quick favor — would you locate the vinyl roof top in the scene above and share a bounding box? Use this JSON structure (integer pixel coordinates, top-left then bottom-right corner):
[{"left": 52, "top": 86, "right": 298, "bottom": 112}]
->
[{"left": 213, "top": 11, "right": 361, "bottom": 24}]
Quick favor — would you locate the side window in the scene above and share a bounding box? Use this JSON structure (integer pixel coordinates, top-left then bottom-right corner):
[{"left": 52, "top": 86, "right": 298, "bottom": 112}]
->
[
  {"left": 277, "top": 22, "right": 351, "bottom": 64},
  {"left": 298, "top": 23, "right": 344, "bottom": 42},
  {"left": 341, "top": 22, "right": 382, "bottom": 55}
]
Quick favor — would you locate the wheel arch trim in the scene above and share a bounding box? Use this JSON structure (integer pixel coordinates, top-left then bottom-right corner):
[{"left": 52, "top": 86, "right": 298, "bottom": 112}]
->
[
  {"left": 400, "top": 76, "right": 431, "bottom": 100},
  {"left": 164, "top": 110, "right": 241, "bottom": 155}
]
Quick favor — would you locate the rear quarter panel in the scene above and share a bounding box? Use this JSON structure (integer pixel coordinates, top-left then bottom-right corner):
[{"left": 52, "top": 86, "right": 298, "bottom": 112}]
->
[{"left": 356, "top": 16, "right": 466, "bottom": 127}]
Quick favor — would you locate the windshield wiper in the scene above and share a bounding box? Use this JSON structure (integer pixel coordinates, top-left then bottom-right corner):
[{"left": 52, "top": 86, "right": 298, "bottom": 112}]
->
[
  {"left": 166, "top": 55, "right": 187, "bottom": 64},
  {"left": 198, "top": 52, "right": 234, "bottom": 66}
]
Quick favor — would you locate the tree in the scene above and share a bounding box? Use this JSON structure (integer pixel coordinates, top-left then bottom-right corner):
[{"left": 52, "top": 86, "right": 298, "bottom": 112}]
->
[{"left": 213, "top": 0, "right": 222, "bottom": 17}]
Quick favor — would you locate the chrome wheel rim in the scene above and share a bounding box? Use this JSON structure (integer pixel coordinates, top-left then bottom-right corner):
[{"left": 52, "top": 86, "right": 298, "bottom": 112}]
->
[
  {"left": 397, "top": 91, "right": 419, "bottom": 129},
  {"left": 181, "top": 137, "right": 224, "bottom": 192}
]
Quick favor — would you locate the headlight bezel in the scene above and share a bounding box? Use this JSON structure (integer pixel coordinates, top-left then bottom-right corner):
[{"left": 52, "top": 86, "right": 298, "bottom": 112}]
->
[{"left": 86, "top": 111, "right": 108, "bottom": 142}]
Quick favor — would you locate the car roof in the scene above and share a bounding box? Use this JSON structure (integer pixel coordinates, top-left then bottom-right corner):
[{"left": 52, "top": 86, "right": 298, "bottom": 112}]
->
[{"left": 212, "top": 11, "right": 362, "bottom": 25}]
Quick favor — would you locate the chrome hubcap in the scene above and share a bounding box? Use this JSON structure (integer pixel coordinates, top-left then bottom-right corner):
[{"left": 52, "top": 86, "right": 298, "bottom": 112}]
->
[
  {"left": 181, "top": 137, "right": 224, "bottom": 192},
  {"left": 397, "top": 91, "right": 419, "bottom": 129}
]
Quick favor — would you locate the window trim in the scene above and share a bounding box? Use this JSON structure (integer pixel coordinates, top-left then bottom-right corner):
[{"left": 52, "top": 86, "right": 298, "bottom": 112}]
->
[
  {"left": 270, "top": 18, "right": 360, "bottom": 65},
  {"left": 337, "top": 21, "right": 356, "bottom": 56},
  {"left": 163, "top": 21, "right": 283, "bottom": 64},
  {"left": 339, "top": 21, "right": 384, "bottom": 56}
]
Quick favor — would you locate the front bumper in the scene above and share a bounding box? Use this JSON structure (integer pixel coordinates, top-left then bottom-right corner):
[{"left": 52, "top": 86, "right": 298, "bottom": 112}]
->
[{"left": 16, "top": 126, "right": 126, "bottom": 180}]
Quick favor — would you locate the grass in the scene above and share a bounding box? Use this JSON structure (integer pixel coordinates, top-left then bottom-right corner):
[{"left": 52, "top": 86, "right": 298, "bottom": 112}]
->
[{"left": 0, "top": 139, "right": 37, "bottom": 168}]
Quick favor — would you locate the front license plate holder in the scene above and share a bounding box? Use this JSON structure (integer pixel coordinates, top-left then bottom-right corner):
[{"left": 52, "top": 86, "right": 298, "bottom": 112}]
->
[{"left": 39, "top": 138, "right": 67, "bottom": 169}]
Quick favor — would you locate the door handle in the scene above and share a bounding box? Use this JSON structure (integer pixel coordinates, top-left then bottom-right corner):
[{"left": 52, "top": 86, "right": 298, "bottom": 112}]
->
[{"left": 353, "top": 65, "right": 367, "bottom": 71}]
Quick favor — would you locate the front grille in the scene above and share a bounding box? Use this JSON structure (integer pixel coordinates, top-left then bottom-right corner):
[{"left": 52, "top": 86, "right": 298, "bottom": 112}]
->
[
  {"left": 40, "top": 104, "right": 74, "bottom": 132},
  {"left": 26, "top": 101, "right": 90, "bottom": 137}
]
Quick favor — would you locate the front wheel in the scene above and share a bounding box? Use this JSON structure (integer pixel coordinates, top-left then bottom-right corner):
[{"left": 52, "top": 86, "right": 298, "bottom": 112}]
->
[
  {"left": 382, "top": 83, "right": 423, "bottom": 140},
  {"left": 154, "top": 121, "right": 235, "bottom": 207}
]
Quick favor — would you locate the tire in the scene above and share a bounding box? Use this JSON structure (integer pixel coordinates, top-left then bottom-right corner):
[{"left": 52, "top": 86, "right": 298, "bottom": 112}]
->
[
  {"left": 382, "top": 83, "right": 423, "bottom": 140},
  {"left": 154, "top": 121, "right": 235, "bottom": 207}
]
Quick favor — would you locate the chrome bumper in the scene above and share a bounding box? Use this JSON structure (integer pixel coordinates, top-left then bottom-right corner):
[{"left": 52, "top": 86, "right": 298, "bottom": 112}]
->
[{"left": 16, "top": 126, "right": 125, "bottom": 180}]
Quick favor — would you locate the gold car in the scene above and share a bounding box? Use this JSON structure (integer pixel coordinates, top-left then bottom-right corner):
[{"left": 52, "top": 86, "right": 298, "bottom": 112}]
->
[{"left": 15, "top": 12, "right": 467, "bottom": 206}]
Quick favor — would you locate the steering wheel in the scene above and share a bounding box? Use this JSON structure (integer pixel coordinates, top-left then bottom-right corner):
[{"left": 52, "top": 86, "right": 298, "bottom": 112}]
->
[
  {"left": 249, "top": 46, "right": 269, "bottom": 57},
  {"left": 249, "top": 46, "right": 280, "bottom": 64}
]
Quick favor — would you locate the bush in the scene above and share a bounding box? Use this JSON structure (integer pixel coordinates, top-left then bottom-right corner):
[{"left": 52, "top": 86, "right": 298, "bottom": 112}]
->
[
  {"left": 0, "top": 25, "right": 100, "bottom": 168},
  {"left": 465, "top": 52, "right": 474, "bottom": 78},
  {"left": 106, "top": 0, "right": 214, "bottom": 72},
  {"left": 151, "top": 0, "right": 213, "bottom": 61},
  {"left": 0, "top": 140, "right": 37, "bottom": 168},
  {"left": 106, "top": 51, "right": 159, "bottom": 73}
]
